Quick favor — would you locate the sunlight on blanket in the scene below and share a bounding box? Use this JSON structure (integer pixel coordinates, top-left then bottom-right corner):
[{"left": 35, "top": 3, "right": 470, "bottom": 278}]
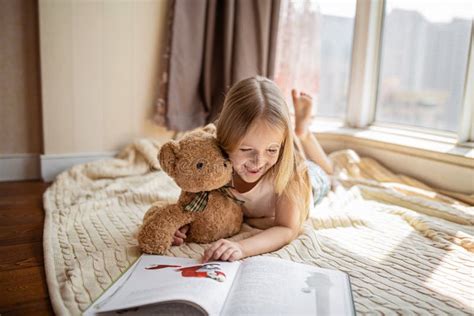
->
[
  {"left": 310, "top": 197, "right": 415, "bottom": 264},
  {"left": 423, "top": 251, "right": 474, "bottom": 308}
]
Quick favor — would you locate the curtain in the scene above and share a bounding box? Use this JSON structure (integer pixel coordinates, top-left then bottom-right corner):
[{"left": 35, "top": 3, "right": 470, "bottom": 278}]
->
[{"left": 154, "top": 0, "right": 282, "bottom": 132}]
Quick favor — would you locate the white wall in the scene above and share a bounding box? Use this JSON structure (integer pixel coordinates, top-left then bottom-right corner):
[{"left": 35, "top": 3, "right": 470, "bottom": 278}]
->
[{"left": 39, "top": 0, "right": 172, "bottom": 155}]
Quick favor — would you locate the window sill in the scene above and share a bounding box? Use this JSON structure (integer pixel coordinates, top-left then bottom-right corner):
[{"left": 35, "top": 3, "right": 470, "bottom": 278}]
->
[{"left": 309, "top": 118, "right": 473, "bottom": 168}]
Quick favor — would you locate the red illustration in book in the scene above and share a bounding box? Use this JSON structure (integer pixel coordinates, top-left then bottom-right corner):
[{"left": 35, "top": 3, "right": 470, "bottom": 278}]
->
[{"left": 145, "top": 263, "right": 226, "bottom": 282}]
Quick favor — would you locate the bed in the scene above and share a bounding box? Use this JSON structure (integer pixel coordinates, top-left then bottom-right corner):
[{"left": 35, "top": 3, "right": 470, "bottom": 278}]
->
[{"left": 43, "top": 137, "right": 474, "bottom": 315}]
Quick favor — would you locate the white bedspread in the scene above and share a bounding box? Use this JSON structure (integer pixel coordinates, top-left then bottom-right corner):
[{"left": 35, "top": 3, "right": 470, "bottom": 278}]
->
[{"left": 43, "top": 138, "right": 474, "bottom": 315}]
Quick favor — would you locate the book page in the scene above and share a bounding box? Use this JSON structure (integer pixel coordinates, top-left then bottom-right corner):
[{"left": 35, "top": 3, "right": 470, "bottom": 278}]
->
[
  {"left": 84, "top": 258, "right": 142, "bottom": 316},
  {"left": 221, "top": 256, "right": 354, "bottom": 316},
  {"left": 83, "top": 260, "right": 205, "bottom": 316},
  {"left": 90, "top": 255, "right": 241, "bottom": 315}
]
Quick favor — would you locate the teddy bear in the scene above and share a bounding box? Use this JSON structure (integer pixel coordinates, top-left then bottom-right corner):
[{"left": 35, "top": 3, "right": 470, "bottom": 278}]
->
[{"left": 138, "top": 125, "right": 244, "bottom": 254}]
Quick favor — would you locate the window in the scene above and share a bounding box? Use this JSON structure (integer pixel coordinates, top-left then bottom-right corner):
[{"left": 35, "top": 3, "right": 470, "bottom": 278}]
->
[
  {"left": 275, "top": 0, "right": 473, "bottom": 143},
  {"left": 274, "top": 0, "right": 356, "bottom": 118},
  {"left": 375, "top": 0, "right": 472, "bottom": 133}
]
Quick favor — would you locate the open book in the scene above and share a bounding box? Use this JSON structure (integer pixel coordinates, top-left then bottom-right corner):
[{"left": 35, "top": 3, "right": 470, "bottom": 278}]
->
[{"left": 84, "top": 254, "right": 355, "bottom": 316}]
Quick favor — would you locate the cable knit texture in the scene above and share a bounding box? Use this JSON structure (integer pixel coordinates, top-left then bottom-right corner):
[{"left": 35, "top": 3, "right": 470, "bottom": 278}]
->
[{"left": 43, "top": 140, "right": 474, "bottom": 315}]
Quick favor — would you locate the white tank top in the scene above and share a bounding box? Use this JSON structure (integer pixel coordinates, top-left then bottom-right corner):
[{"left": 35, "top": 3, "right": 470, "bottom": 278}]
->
[
  {"left": 229, "top": 175, "right": 277, "bottom": 218},
  {"left": 229, "top": 169, "right": 315, "bottom": 218}
]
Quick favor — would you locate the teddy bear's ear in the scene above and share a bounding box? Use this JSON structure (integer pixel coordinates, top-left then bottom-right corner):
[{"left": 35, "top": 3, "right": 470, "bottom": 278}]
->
[
  {"left": 201, "top": 123, "right": 216, "bottom": 136},
  {"left": 159, "top": 141, "right": 178, "bottom": 176}
]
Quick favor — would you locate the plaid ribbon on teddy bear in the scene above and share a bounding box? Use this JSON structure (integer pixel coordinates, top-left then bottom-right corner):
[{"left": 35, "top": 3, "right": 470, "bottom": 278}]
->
[{"left": 184, "top": 185, "right": 245, "bottom": 213}]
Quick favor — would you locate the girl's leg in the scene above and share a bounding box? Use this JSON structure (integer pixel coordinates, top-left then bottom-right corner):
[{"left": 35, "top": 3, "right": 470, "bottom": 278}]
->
[
  {"left": 293, "top": 132, "right": 308, "bottom": 160},
  {"left": 292, "top": 89, "right": 334, "bottom": 175},
  {"left": 298, "top": 132, "right": 333, "bottom": 175}
]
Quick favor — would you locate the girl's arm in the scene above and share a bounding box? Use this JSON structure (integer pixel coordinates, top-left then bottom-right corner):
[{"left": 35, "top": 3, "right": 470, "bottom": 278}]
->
[
  {"left": 201, "top": 194, "right": 301, "bottom": 262},
  {"left": 239, "top": 194, "right": 300, "bottom": 257},
  {"left": 244, "top": 216, "right": 275, "bottom": 230},
  {"left": 237, "top": 225, "right": 297, "bottom": 258}
]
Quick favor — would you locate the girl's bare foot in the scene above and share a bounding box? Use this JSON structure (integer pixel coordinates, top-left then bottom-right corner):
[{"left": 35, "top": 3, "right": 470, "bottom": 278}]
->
[{"left": 291, "top": 89, "right": 313, "bottom": 137}]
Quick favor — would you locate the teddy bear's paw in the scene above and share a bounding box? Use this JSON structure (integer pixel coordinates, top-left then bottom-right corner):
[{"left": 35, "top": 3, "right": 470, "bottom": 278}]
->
[
  {"left": 139, "top": 242, "right": 168, "bottom": 255},
  {"left": 137, "top": 226, "right": 173, "bottom": 254}
]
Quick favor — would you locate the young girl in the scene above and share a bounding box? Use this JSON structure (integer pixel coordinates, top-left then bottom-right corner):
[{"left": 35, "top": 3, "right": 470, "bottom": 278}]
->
[{"left": 173, "top": 76, "right": 333, "bottom": 262}]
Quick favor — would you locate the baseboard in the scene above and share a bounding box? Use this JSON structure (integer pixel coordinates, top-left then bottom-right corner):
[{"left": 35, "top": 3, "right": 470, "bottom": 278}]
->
[
  {"left": 40, "top": 151, "right": 118, "bottom": 182},
  {"left": 0, "top": 154, "right": 41, "bottom": 181}
]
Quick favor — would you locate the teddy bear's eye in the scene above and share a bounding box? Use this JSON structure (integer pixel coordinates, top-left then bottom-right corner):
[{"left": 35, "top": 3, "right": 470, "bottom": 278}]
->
[{"left": 196, "top": 162, "right": 204, "bottom": 169}]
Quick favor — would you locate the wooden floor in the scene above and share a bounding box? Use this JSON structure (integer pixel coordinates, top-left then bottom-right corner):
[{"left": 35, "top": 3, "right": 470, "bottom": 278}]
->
[{"left": 0, "top": 181, "right": 54, "bottom": 315}]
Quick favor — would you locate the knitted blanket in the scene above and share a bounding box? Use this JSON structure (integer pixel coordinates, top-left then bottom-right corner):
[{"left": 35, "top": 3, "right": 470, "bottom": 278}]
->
[{"left": 43, "top": 139, "right": 474, "bottom": 315}]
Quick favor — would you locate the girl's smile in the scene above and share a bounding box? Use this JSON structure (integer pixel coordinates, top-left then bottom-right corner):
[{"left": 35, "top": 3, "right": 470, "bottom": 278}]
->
[
  {"left": 243, "top": 164, "right": 265, "bottom": 179},
  {"left": 245, "top": 165, "right": 264, "bottom": 174}
]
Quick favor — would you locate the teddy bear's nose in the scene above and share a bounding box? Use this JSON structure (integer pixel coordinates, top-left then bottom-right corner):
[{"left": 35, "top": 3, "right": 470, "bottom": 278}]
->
[{"left": 196, "top": 162, "right": 204, "bottom": 169}]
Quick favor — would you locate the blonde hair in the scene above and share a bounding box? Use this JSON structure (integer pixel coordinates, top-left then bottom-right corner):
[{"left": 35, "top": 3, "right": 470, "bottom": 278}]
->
[{"left": 216, "top": 76, "right": 312, "bottom": 229}]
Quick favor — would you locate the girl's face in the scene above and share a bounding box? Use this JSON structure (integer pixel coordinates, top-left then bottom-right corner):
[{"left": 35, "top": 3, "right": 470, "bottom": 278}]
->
[{"left": 228, "top": 119, "right": 284, "bottom": 183}]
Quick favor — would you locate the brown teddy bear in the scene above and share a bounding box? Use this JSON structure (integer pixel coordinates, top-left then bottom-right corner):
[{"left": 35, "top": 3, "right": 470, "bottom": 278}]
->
[{"left": 138, "top": 125, "right": 244, "bottom": 254}]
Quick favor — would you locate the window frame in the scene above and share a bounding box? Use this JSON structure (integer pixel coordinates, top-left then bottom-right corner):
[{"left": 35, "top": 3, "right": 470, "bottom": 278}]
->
[
  {"left": 346, "top": 0, "right": 384, "bottom": 128},
  {"left": 459, "top": 20, "right": 474, "bottom": 143}
]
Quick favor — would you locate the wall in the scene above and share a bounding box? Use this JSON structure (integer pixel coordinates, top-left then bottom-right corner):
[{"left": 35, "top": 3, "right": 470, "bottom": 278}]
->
[
  {"left": 39, "top": 0, "right": 171, "bottom": 156},
  {"left": 0, "top": 0, "right": 43, "bottom": 155}
]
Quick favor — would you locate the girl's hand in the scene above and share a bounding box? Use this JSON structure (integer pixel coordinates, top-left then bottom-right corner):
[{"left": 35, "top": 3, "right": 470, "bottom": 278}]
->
[
  {"left": 172, "top": 225, "right": 190, "bottom": 246},
  {"left": 202, "top": 239, "right": 245, "bottom": 262}
]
